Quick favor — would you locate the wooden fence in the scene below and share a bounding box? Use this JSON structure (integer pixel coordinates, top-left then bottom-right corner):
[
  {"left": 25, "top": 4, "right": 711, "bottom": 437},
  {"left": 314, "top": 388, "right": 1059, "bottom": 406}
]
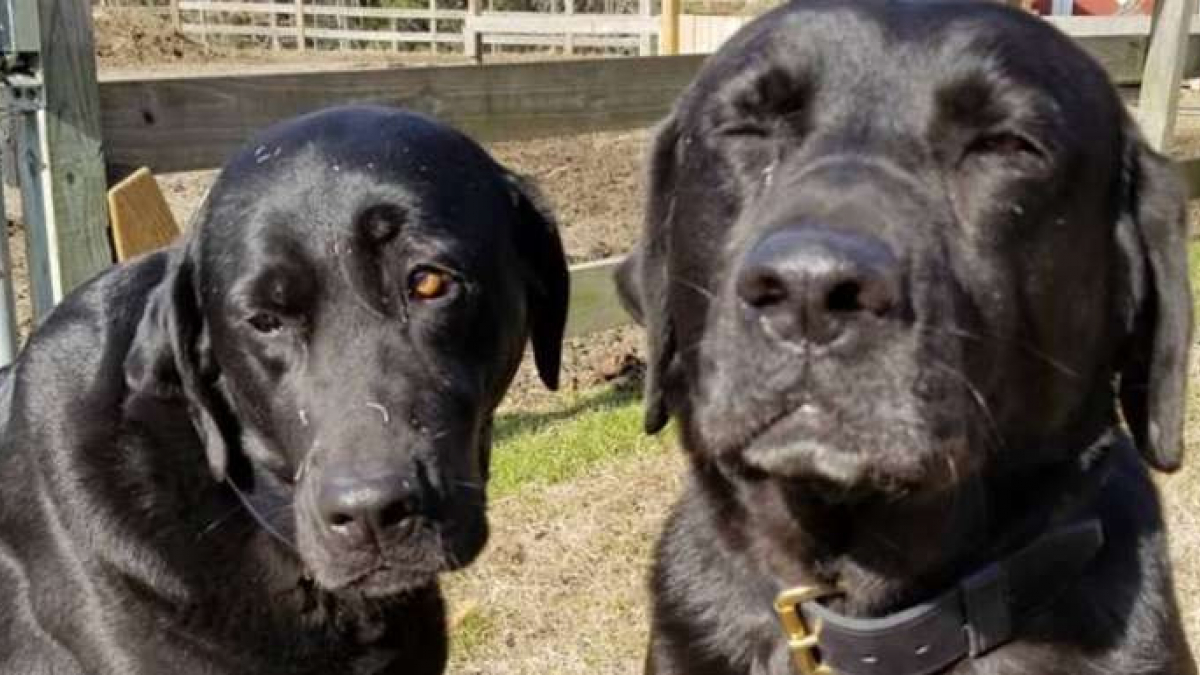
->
[
  {"left": 6, "top": 0, "right": 1200, "bottom": 357},
  {"left": 178, "top": 0, "right": 465, "bottom": 51},
  {"left": 175, "top": 0, "right": 657, "bottom": 54},
  {"left": 678, "top": 13, "right": 1200, "bottom": 79}
]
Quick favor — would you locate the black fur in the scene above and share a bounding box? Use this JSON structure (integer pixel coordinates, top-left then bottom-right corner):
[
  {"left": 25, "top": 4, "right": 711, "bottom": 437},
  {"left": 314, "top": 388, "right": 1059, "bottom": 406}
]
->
[
  {"left": 617, "top": 2, "right": 1196, "bottom": 673},
  {"left": 0, "top": 105, "right": 568, "bottom": 674}
]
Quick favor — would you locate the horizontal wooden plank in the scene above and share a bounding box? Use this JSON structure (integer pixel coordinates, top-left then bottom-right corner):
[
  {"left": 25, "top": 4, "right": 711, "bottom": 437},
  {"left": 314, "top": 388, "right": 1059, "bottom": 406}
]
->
[
  {"left": 181, "top": 23, "right": 291, "bottom": 36},
  {"left": 303, "top": 28, "right": 460, "bottom": 42},
  {"left": 180, "top": 1, "right": 279, "bottom": 14},
  {"left": 99, "top": 55, "right": 704, "bottom": 177},
  {"left": 483, "top": 33, "right": 641, "bottom": 47},
  {"left": 302, "top": 5, "right": 466, "bottom": 18},
  {"left": 564, "top": 256, "right": 630, "bottom": 337},
  {"left": 467, "top": 12, "right": 656, "bottom": 35},
  {"left": 1045, "top": 13, "right": 1200, "bottom": 37},
  {"left": 179, "top": 1, "right": 466, "bottom": 19}
]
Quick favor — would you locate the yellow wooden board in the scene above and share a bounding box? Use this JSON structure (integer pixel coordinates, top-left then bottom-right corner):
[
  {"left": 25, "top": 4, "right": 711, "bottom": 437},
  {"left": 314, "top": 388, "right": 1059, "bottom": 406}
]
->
[{"left": 107, "top": 167, "right": 181, "bottom": 262}]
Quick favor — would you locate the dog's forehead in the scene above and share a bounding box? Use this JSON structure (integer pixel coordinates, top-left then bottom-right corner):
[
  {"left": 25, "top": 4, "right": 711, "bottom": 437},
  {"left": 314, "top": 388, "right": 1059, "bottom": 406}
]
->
[
  {"left": 199, "top": 124, "right": 514, "bottom": 266},
  {"left": 682, "top": 0, "right": 1111, "bottom": 130}
]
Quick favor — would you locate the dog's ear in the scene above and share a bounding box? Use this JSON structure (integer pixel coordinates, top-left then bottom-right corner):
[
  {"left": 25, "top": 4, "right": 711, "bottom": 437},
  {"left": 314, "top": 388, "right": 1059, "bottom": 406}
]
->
[
  {"left": 1116, "top": 126, "right": 1193, "bottom": 472},
  {"left": 126, "top": 233, "right": 235, "bottom": 483},
  {"left": 505, "top": 174, "right": 570, "bottom": 391},
  {"left": 628, "top": 118, "right": 682, "bottom": 434}
]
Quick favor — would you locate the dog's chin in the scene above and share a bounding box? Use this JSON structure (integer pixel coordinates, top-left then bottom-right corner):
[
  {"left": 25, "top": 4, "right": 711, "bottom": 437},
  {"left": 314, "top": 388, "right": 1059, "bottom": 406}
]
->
[
  {"left": 728, "top": 408, "right": 943, "bottom": 502},
  {"left": 304, "top": 524, "right": 487, "bottom": 599}
]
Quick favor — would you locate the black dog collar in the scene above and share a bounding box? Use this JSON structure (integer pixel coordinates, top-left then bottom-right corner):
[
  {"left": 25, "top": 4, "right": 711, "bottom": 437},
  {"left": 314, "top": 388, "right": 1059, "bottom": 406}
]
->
[{"left": 774, "top": 519, "right": 1104, "bottom": 675}]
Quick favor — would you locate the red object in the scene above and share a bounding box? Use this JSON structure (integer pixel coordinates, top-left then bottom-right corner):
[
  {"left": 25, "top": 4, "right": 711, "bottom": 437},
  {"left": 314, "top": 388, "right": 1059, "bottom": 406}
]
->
[{"left": 1029, "top": 0, "right": 1152, "bottom": 14}]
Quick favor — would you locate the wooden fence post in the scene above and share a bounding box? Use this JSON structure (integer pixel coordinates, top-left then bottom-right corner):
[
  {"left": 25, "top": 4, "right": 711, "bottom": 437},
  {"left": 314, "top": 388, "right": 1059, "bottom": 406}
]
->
[
  {"left": 638, "top": 0, "right": 652, "bottom": 55},
  {"left": 294, "top": 0, "right": 305, "bottom": 51},
  {"left": 169, "top": 0, "right": 181, "bottom": 30},
  {"left": 563, "top": 0, "right": 574, "bottom": 56},
  {"left": 16, "top": 0, "right": 113, "bottom": 318},
  {"left": 464, "top": 0, "right": 482, "bottom": 62},
  {"left": 428, "top": 0, "right": 437, "bottom": 53},
  {"left": 1138, "top": 0, "right": 1196, "bottom": 150},
  {"left": 661, "top": 0, "right": 679, "bottom": 55},
  {"left": 270, "top": 0, "right": 279, "bottom": 50}
]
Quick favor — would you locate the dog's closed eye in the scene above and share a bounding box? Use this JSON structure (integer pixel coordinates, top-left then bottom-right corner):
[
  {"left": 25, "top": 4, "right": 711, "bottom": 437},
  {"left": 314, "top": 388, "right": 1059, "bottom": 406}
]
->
[
  {"left": 963, "top": 131, "right": 1045, "bottom": 164},
  {"left": 247, "top": 312, "right": 284, "bottom": 335}
]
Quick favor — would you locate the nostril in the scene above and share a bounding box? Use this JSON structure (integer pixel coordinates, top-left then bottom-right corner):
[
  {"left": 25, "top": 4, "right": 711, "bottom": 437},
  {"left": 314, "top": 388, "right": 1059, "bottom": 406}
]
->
[
  {"left": 740, "top": 269, "right": 790, "bottom": 308},
  {"left": 826, "top": 280, "right": 864, "bottom": 313},
  {"left": 378, "top": 499, "right": 415, "bottom": 529}
]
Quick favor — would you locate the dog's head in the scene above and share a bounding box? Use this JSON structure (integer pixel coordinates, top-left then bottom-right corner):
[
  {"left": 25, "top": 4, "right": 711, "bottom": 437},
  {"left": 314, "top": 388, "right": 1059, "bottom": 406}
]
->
[
  {"left": 130, "top": 106, "right": 568, "bottom": 597},
  {"left": 619, "top": 1, "right": 1191, "bottom": 506}
]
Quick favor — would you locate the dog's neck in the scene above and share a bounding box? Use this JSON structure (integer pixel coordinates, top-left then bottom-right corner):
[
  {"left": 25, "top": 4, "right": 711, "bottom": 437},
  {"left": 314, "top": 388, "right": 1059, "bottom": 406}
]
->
[{"left": 699, "top": 435, "right": 1117, "bottom": 618}]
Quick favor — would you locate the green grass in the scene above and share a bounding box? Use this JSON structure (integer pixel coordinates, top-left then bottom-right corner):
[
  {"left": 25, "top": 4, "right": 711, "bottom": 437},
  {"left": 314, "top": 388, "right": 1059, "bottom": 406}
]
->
[
  {"left": 1191, "top": 241, "right": 1200, "bottom": 288},
  {"left": 488, "top": 384, "right": 671, "bottom": 497}
]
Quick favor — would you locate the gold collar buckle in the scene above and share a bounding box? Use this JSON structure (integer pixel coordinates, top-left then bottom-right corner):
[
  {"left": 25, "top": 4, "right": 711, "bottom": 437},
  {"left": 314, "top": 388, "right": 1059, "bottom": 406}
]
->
[{"left": 774, "top": 585, "right": 839, "bottom": 675}]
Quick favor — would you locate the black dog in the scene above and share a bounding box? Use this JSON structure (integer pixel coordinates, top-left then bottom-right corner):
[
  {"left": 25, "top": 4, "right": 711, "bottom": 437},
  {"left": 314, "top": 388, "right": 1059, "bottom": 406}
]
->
[
  {"left": 618, "top": 2, "right": 1196, "bottom": 674},
  {"left": 0, "top": 106, "right": 568, "bottom": 674}
]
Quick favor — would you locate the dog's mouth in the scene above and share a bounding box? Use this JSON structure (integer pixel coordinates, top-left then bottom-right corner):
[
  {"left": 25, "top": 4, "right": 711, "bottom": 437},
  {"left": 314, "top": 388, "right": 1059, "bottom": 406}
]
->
[
  {"left": 720, "top": 397, "right": 955, "bottom": 500},
  {"left": 300, "top": 511, "right": 487, "bottom": 599},
  {"left": 334, "top": 559, "right": 440, "bottom": 597},
  {"left": 735, "top": 402, "right": 874, "bottom": 486}
]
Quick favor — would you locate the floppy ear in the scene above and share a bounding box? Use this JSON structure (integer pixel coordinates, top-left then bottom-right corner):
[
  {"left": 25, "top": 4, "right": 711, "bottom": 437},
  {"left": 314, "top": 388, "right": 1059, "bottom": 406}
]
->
[
  {"left": 1116, "top": 126, "right": 1193, "bottom": 472},
  {"left": 626, "top": 118, "right": 682, "bottom": 434},
  {"left": 505, "top": 174, "right": 570, "bottom": 391},
  {"left": 126, "top": 234, "right": 236, "bottom": 483}
]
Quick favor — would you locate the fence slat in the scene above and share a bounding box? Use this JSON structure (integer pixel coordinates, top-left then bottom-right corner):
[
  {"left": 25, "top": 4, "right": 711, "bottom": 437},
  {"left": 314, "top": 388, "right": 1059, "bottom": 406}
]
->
[
  {"left": 179, "top": 1, "right": 467, "bottom": 19},
  {"left": 466, "top": 12, "right": 656, "bottom": 35},
  {"left": 99, "top": 56, "right": 705, "bottom": 179},
  {"left": 565, "top": 257, "right": 629, "bottom": 337}
]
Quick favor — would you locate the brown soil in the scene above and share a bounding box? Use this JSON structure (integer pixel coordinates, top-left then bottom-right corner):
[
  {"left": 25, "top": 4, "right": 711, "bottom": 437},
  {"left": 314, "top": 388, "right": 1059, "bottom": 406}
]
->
[{"left": 93, "top": 7, "right": 219, "bottom": 69}]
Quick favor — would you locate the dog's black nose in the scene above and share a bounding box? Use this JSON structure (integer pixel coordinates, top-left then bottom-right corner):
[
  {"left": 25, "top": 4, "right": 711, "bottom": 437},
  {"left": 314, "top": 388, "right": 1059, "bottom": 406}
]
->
[
  {"left": 736, "top": 227, "right": 899, "bottom": 345},
  {"left": 317, "top": 472, "right": 424, "bottom": 546}
]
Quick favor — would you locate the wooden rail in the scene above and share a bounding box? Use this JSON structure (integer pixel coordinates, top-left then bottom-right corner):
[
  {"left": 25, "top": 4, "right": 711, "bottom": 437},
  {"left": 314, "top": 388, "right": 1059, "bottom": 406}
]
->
[
  {"left": 564, "top": 257, "right": 628, "bottom": 337},
  {"left": 7, "top": 6, "right": 1199, "bottom": 348},
  {"left": 176, "top": 0, "right": 653, "bottom": 54},
  {"left": 100, "top": 14, "right": 1200, "bottom": 180},
  {"left": 99, "top": 55, "right": 704, "bottom": 178},
  {"left": 464, "top": 11, "right": 656, "bottom": 56}
]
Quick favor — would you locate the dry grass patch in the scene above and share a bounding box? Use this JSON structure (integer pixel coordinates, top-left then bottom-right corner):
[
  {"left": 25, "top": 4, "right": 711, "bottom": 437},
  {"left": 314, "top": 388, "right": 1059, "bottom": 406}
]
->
[{"left": 445, "top": 450, "right": 684, "bottom": 674}]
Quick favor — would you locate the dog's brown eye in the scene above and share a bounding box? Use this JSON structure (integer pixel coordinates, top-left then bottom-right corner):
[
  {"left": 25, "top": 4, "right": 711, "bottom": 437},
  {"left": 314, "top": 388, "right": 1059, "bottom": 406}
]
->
[
  {"left": 966, "top": 132, "right": 1042, "bottom": 159},
  {"left": 247, "top": 312, "right": 284, "bottom": 334},
  {"left": 408, "top": 268, "right": 453, "bottom": 301}
]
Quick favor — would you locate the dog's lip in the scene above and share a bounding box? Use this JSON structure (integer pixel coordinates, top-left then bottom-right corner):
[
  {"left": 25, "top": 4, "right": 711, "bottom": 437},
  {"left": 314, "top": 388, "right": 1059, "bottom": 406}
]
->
[
  {"left": 736, "top": 402, "right": 867, "bottom": 483},
  {"left": 321, "top": 560, "right": 440, "bottom": 598}
]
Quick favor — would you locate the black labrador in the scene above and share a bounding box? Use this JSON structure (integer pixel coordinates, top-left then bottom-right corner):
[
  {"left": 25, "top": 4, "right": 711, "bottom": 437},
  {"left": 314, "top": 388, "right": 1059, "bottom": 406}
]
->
[
  {"left": 0, "top": 105, "right": 568, "bottom": 674},
  {"left": 617, "top": 2, "right": 1196, "bottom": 674}
]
